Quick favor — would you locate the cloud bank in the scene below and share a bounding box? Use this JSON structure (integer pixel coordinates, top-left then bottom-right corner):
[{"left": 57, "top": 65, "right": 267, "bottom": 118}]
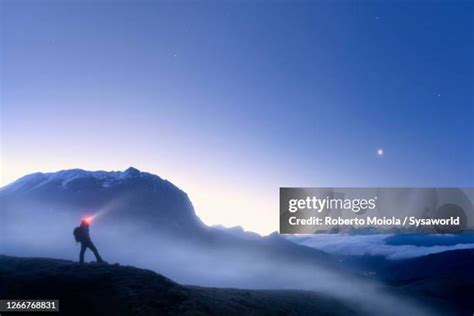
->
[{"left": 287, "top": 234, "right": 474, "bottom": 260}]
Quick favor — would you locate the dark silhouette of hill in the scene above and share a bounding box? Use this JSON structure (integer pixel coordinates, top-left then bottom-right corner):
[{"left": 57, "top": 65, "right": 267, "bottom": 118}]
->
[
  {"left": 337, "top": 249, "right": 474, "bottom": 315},
  {"left": 385, "top": 249, "right": 474, "bottom": 283},
  {"left": 388, "top": 249, "right": 474, "bottom": 315},
  {"left": 337, "top": 249, "right": 474, "bottom": 284},
  {"left": 0, "top": 255, "right": 359, "bottom": 316}
]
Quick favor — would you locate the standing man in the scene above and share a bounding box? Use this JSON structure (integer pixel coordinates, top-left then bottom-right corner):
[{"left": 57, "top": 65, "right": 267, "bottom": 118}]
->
[{"left": 73, "top": 218, "right": 104, "bottom": 264}]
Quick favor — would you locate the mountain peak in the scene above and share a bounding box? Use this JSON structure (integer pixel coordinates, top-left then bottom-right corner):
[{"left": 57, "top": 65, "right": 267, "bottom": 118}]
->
[
  {"left": 1, "top": 167, "right": 204, "bottom": 232},
  {"left": 124, "top": 167, "right": 140, "bottom": 176}
]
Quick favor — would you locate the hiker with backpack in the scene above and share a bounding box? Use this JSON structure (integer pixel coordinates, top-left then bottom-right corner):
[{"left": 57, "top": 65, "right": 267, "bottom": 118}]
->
[{"left": 73, "top": 218, "right": 104, "bottom": 264}]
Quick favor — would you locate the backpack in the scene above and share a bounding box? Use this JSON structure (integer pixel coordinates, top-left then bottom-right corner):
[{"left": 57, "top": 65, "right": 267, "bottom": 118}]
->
[{"left": 73, "top": 227, "right": 82, "bottom": 242}]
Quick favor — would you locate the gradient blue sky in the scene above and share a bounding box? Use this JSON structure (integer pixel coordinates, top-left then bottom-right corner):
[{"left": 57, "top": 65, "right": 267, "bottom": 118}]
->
[{"left": 1, "top": 0, "right": 473, "bottom": 234}]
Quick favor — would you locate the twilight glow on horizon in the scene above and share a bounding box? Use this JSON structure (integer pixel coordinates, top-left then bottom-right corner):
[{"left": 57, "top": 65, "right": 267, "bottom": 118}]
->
[{"left": 1, "top": 1, "right": 473, "bottom": 234}]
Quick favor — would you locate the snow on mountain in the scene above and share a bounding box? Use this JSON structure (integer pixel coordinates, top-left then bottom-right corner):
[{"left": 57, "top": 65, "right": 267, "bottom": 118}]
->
[
  {"left": 0, "top": 166, "right": 205, "bottom": 235},
  {"left": 1, "top": 167, "right": 175, "bottom": 193}
]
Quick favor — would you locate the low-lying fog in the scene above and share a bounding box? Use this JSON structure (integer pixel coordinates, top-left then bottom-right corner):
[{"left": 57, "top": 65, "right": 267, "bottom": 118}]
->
[{"left": 1, "top": 206, "right": 439, "bottom": 316}]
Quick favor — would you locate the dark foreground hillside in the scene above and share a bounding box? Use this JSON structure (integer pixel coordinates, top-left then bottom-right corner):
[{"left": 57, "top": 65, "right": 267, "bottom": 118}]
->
[{"left": 0, "top": 255, "right": 358, "bottom": 316}]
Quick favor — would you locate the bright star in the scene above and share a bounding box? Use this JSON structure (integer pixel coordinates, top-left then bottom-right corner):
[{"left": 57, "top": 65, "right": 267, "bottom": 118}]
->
[{"left": 376, "top": 148, "right": 384, "bottom": 157}]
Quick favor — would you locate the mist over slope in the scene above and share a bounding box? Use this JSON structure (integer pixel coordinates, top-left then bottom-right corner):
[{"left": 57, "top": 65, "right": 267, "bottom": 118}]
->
[
  {"left": 0, "top": 168, "right": 439, "bottom": 316},
  {"left": 0, "top": 255, "right": 361, "bottom": 316},
  {"left": 0, "top": 167, "right": 333, "bottom": 285},
  {"left": 1, "top": 167, "right": 334, "bottom": 279}
]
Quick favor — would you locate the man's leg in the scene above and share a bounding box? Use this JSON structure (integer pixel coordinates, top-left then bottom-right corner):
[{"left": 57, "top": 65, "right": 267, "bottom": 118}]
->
[
  {"left": 79, "top": 243, "right": 87, "bottom": 264},
  {"left": 87, "top": 241, "right": 103, "bottom": 263}
]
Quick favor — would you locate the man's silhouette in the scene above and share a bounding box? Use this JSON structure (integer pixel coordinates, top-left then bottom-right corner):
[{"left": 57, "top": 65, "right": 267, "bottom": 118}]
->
[{"left": 74, "top": 219, "right": 103, "bottom": 264}]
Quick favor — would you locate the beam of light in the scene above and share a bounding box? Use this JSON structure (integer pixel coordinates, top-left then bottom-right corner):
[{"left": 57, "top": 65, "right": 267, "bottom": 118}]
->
[{"left": 81, "top": 193, "right": 133, "bottom": 223}]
